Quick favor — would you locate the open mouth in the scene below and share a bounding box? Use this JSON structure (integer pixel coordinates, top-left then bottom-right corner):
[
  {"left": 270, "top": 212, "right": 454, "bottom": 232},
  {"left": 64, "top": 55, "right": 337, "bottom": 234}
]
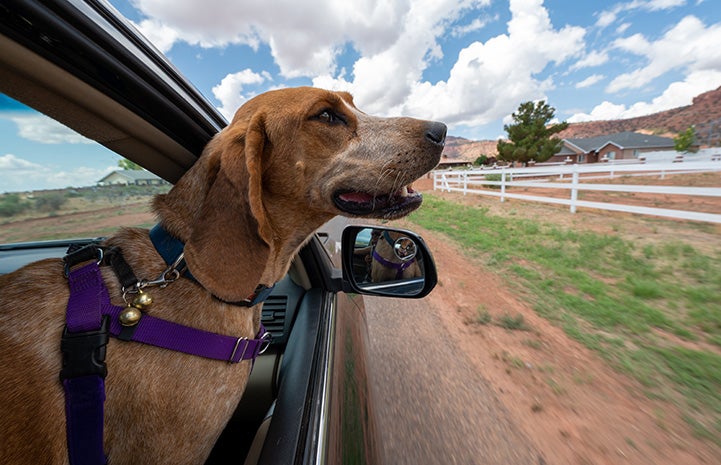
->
[{"left": 333, "top": 186, "right": 423, "bottom": 219}]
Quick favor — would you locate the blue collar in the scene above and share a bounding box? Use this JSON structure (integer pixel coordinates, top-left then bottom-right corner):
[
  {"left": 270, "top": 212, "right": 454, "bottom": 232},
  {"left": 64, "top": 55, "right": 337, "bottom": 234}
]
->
[{"left": 149, "top": 224, "right": 274, "bottom": 307}]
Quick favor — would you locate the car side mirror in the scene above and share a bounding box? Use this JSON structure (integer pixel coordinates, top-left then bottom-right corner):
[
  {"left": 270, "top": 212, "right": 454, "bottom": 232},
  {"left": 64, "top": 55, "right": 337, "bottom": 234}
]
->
[{"left": 341, "top": 225, "right": 437, "bottom": 298}]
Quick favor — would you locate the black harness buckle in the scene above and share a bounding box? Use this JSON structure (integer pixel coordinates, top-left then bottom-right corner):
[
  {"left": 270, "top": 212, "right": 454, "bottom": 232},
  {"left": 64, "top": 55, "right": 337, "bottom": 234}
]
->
[
  {"left": 60, "top": 315, "right": 110, "bottom": 381},
  {"left": 63, "top": 244, "right": 104, "bottom": 277}
]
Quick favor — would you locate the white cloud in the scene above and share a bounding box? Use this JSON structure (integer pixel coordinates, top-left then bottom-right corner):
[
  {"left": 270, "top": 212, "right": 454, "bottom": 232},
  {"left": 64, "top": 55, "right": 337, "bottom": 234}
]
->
[
  {"left": 644, "top": 0, "right": 686, "bottom": 10},
  {"left": 569, "top": 50, "right": 609, "bottom": 71},
  {"left": 596, "top": 10, "right": 617, "bottom": 29},
  {"left": 129, "top": 0, "right": 427, "bottom": 78},
  {"left": 394, "top": 0, "right": 586, "bottom": 127},
  {"left": 10, "top": 114, "right": 93, "bottom": 144},
  {"left": 0, "top": 153, "right": 42, "bottom": 171},
  {"left": 569, "top": 69, "right": 721, "bottom": 122},
  {"left": 0, "top": 154, "right": 114, "bottom": 192},
  {"left": 314, "top": 0, "right": 495, "bottom": 115},
  {"left": 126, "top": 0, "right": 496, "bottom": 120},
  {"left": 212, "top": 69, "right": 272, "bottom": 120},
  {"left": 133, "top": 18, "right": 180, "bottom": 53},
  {"left": 607, "top": 15, "right": 721, "bottom": 93},
  {"left": 451, "top": 15, "right": 495, "bottom": 37},
  {"left": 616, "top": 23, "right": 631, "bottom": 34},
  {"left": 596, "top": 0, "right": 686, "bottom": 29},
  {"left": 576, "top": 74, "right": 605, "bottom": 88}
]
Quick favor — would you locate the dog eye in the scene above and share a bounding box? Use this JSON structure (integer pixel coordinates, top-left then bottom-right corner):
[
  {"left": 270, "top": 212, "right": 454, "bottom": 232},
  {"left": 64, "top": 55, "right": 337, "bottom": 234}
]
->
[{"left": 314, "top": 110, "right": 346, "bottom": 125}]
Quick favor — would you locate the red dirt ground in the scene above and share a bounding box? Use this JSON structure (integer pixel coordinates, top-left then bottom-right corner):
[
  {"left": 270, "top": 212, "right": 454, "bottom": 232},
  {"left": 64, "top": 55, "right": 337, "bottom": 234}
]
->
[{"left": 414, "top": 225, "right": 719, "bottom": 465}]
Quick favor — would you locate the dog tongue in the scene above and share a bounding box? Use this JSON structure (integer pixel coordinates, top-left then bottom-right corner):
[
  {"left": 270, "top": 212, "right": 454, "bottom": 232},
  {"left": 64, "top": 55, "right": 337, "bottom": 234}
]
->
[{"left": 339, "top": 192, "right": 375, "bottom": 203}]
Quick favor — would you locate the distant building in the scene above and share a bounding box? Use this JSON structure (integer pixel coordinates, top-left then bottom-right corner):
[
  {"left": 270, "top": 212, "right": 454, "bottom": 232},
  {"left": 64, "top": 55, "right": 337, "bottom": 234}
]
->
[
  {"left": 550, "top": 132, "right": 690, "bottom": 164},
  {"left": 97, "top": 170, "right": 168, "bottom": 186}
]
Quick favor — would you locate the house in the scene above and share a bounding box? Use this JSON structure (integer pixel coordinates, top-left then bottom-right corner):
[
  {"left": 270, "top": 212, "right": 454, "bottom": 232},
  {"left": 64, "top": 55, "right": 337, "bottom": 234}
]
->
[
  {"left": 550, "top": 132, "right": 684, "bottom": 164},
  {"left": 97, "top": 170, "right": 168, "bottom": 186}
]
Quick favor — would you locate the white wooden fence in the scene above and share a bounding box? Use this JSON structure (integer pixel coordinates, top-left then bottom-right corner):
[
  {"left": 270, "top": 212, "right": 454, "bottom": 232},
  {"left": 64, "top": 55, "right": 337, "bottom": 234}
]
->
[{"left": 433, "top": 161, "right": 721, "bottom": 224}]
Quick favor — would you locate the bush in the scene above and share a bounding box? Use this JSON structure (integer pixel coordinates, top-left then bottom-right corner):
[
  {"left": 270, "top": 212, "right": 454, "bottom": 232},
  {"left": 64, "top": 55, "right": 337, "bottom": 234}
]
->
[
  {"left": 34, "top": 192, "right": 67, "bottom": 213},
  {"left": 474, "top": 155, "right": 488, "bottom": 166},
  {"left": 0, "top": 194, "right": 30, "bottom": 217},
  {"left": 484, "top": 173, "right": 503, "bottom": 189}
]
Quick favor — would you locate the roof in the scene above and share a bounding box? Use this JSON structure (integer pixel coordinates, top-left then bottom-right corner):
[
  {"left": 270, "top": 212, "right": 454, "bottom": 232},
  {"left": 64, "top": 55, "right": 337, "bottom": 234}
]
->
[
  {"left": 563, "top": 132, "right": 675, "bottom": 152},
  {"left": 98, "top": 170, "right": 163, "bottom": 183}
]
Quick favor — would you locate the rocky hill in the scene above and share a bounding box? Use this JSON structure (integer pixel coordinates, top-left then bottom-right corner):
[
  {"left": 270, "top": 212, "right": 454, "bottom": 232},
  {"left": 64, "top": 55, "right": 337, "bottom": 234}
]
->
[
  {"left": 557, "top": 85, "right": 721, "bottom": 142},
  {"left": 442, "top": 85, "right": 721, "bottom": 161},
  {"left": 440, "top": 136, "right": 498, "bottom": 163}
]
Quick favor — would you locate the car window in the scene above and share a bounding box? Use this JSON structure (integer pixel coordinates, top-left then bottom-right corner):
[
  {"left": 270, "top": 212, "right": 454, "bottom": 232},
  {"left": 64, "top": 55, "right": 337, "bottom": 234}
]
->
[{"left": 0, "top": 93, "right": 168, "bottom": 244}]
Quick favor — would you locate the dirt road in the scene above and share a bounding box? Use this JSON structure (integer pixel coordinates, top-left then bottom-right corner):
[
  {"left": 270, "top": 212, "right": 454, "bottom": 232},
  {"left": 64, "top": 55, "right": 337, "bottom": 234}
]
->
[{"left": 364, "top": 294, "right": 542, "bottom": 465}]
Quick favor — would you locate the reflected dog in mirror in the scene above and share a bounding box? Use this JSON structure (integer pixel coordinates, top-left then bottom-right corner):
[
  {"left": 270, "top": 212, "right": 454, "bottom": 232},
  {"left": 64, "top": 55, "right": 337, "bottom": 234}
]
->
[{"left": 370, "top": 230, "right": 421, "bottom": 282}]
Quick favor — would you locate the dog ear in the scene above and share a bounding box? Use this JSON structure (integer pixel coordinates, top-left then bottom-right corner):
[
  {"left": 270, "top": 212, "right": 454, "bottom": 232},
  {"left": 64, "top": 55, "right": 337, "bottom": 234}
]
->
[
  {"left": 236, "top": 113, "right": 273, "bottom": 245},
  {"left": 181, "top": 113, "right": 273, "bottom": 302}
]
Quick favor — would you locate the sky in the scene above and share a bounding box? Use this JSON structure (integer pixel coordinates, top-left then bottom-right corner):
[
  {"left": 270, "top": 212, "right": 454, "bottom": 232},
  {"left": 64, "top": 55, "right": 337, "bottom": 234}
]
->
[{"left": 2, "top": 0, "right": 721, "bottom": 192}]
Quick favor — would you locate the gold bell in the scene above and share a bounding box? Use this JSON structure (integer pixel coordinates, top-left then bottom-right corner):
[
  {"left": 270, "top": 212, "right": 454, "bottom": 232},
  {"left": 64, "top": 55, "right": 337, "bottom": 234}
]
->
[
  {"left": 132, "top": 290, "right": 153, "bottom": 310},
  {"left": 119, "top": 306, "right": 142, "bottom": 326}
]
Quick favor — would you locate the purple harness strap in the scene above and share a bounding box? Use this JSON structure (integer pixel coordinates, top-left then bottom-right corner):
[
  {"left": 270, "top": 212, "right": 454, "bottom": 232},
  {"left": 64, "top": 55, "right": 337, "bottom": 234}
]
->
[
  {"left": 62, "top": 262, "right": 109, "bottom": 465},
  {"left": 62, "top": 260, "right": 270, "bottom": 465},
  {"left": 372, "top": 249, "right": 416, "bottom": 279}
]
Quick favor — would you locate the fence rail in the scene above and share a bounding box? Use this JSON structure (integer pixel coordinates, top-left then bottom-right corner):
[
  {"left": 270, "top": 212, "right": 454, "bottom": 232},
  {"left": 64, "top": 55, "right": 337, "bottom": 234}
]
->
[{"left": 433, "top": 161, "right": 721, "bottom": 224}]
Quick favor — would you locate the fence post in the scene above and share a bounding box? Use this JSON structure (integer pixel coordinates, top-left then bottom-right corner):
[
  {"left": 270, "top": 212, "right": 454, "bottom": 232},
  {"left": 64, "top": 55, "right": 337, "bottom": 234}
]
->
[
  {"left": 463, "top": 172, "right": 468, "bottom": 196},
  {"left": 500, "top": 167, "right": 506, "bottom": 203},
  {"left": 570, "top": 164, "right": 579, "bottom": 213}
]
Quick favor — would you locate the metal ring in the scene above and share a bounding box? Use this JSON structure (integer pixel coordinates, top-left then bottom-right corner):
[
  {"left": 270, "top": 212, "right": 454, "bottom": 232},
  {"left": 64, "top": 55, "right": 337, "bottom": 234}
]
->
[
  {"left": 229, "top": 337, "right": 248, "bottom": 363},
  {"left": 258, "top": 332, "right": 272, "bottom": 355}
]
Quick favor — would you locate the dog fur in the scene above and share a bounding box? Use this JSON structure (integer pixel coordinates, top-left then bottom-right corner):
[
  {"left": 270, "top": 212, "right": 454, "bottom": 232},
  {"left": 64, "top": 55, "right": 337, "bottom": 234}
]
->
[{"left": 0, "top": 87, "right": 445, "bottom": 464}]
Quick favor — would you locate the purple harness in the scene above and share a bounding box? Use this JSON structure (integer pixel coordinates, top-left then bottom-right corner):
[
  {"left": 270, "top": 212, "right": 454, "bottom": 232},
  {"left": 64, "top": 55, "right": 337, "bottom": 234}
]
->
[
  {"left": 371, "top": 249, "right": 416, "bottom": 279},
  {"left": 61, "top": 230, "right": 271, "bottom": 465}
]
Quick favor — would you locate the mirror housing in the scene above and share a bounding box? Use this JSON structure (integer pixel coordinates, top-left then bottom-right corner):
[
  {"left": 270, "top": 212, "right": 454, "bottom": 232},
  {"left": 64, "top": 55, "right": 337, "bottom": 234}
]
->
[{"left": 341, "top": 225, "right": 437, "bottom": 298}]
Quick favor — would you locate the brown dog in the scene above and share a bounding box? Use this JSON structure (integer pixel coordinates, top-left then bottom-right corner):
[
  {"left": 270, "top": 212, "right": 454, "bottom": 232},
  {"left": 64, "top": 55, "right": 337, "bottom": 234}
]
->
[
  {"left": 370, "top": 231, "right": 423, "bottom": 282},
  {"left": 0, "top": 87, "right": 445, "bottom": 465}
]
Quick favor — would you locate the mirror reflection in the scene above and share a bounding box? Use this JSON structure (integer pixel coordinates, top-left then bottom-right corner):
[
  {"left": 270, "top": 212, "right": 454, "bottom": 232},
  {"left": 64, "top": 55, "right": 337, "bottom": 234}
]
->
[{"left": 351, "top": 228, "right": 425, "bottom": 296}]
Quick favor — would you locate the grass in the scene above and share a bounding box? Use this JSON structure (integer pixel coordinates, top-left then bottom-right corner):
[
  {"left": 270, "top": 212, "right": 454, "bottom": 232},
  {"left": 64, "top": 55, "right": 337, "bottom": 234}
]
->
[
  {"left": 497, "top": 313, "right": 530, "bottom": 331},
  {"left": 408, "top": 193, "right": 721, "bottom": 443}
]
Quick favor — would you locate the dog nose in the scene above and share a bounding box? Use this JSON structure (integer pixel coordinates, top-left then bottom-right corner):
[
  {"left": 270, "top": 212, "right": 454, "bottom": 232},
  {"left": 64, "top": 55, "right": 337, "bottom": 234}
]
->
[{"left": 425, "top": 122, "right": 447, "bottom": 146}]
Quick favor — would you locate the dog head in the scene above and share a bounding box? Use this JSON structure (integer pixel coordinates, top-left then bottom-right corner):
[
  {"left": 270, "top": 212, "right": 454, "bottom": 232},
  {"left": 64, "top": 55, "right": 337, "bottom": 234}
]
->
[{"left": 157, "top": 87, "right": 445, "bottom": 301}]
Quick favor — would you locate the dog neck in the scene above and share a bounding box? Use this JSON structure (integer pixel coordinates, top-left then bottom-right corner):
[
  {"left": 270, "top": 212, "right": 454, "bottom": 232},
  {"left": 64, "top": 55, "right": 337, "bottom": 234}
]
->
[
  {"left": 148, "top": 223, "right": 274, "bottom": 306},
  {"left": 151, "top": 160, "right": 326, "bottom": 301}
]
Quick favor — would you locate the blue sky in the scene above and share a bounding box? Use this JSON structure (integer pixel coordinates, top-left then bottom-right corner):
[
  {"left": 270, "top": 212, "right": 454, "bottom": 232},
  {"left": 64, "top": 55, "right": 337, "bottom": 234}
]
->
[{"left": 2, "top": 0, "right": 721, "bottom": 192}]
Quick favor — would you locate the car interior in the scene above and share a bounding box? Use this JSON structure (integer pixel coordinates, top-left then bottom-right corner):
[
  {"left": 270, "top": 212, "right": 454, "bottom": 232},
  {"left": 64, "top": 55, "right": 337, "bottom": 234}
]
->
[
  {"left": 0, "top": 18, "right": 329, "bottom": 462},
  {"left": 0, "top": 237, "right": 329, "bottom": 465}
]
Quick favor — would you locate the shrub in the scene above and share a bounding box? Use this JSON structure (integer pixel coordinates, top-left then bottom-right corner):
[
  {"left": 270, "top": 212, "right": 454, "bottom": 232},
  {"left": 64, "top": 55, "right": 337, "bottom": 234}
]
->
[
  {"left": 34, "top": 192, "right": 67, "bottom": 213},
  {"left": 484, "top": 173, "right": 503, "bottom": 189},
  {"left": 0, "top": 194, "right": 30, "bottom": 217},
  {"left": 474, "top": 155, "right": 488, "bottom": 166}
]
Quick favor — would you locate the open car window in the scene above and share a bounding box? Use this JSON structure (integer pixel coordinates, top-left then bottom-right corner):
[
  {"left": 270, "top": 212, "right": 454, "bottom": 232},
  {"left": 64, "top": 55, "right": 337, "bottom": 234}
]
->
[{"left": 0, "top": 93, "right": 168, "bottom": 244}]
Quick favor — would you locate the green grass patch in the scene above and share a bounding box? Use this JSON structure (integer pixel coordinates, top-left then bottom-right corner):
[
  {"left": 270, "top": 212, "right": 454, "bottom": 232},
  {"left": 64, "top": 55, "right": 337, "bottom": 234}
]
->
[{"left": 408, "top": 193, "right": 721, "bottom": 443}]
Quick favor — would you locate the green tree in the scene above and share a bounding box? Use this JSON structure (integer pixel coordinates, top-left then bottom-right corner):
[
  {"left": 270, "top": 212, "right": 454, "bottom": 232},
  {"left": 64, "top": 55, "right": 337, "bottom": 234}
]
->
[
  {"left": 674, "top": 126, "right": 698, "bottom": 153},
  {"left": 474, "top": 154, "right": 489, "bottom": 166},
  {"left": 496, "top": 101, "right": 568, "bottom": 165},
  {"left": 118, "top": 158, "right": 143, "bottom": 170}
]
